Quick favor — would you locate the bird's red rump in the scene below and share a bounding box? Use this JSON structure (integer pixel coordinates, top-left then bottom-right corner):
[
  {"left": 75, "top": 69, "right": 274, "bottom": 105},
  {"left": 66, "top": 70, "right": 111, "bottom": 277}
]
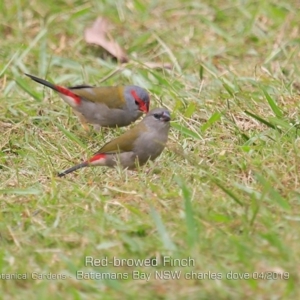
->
[
  {"left": 131, "top": 90, "right": 149, "bottom": 113},
  {"left": 89, "top": 153, "right": 106, "bottom": 163},
  {"left": 56, "top": 85, "right": 81, "bottom": 105}
]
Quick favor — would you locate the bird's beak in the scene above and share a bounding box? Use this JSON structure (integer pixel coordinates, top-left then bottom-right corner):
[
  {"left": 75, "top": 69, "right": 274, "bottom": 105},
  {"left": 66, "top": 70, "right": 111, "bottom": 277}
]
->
[
  {"left": 140, "top": 102, "right": 149, "bottom": 113},
  {"left": 161, "top": 111, "right": 171, "bottom": 122}
]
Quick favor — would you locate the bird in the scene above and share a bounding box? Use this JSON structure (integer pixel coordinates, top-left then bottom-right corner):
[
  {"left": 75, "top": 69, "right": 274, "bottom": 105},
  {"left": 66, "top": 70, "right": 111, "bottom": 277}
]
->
[
  {"left": 58, "top": 107, "right": 171, "bottom": 177},
  {"left": 25, "top": 73, "right": 150, "bottom": 129}
]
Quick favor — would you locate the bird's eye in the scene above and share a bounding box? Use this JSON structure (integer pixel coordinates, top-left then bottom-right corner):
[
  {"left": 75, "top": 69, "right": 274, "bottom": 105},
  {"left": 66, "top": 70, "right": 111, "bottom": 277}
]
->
[
  {"left": 153, "top": 113, "right": 161, "bottom": 119},
  {"left": 135, "top": 100, "right": 139, "bottom": 106}
]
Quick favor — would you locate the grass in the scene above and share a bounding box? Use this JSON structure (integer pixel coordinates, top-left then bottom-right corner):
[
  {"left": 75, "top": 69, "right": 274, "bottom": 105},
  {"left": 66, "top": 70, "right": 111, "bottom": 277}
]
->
[{"left": 1, "top": 0, "right": 300, "bottom": 298}]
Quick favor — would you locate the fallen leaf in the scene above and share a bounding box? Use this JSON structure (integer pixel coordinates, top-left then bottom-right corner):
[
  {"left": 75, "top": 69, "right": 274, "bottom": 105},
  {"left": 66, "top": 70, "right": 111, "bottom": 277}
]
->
[{"left": 84, "top": 17, "right": 128, "bottom": 63}]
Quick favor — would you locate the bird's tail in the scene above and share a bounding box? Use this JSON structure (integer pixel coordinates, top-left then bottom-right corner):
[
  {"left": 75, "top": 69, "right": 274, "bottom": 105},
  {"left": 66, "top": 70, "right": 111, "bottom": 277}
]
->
[
  {"left": 25, "top": 73, "right": 59, "bottom": 92},
  {"left": 25, "top": 73, "right": 81, "bottom": 106},
  {"left": 58, "top": 162, "right": 88, "bottom": 177}
]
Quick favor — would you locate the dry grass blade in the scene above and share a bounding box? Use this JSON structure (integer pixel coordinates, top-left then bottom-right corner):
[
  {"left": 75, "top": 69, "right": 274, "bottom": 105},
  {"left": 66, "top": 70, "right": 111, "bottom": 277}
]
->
[
  {"left": 84, "top": 17, "right": 128, "bottom": 63},
  {"left": 143, "top": 62, "right": 173, "bottom": 70}
]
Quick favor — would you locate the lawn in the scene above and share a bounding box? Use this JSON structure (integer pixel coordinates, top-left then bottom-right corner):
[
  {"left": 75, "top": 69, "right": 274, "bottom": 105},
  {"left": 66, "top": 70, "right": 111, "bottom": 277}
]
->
[{"left": 1, "top": 0, "right": 300, "bottom": 299}]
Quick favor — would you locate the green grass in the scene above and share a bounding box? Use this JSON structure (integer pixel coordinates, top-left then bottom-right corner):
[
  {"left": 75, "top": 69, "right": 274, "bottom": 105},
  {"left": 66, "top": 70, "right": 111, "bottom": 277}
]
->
[{"left": 1, "top": 0, "right": 300, "bottom": 298}]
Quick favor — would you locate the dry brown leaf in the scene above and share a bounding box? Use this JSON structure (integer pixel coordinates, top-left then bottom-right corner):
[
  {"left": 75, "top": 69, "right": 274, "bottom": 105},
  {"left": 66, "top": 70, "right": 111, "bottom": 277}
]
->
[{"left": 84, "top": 17, "right": 128, "bottom": 63}]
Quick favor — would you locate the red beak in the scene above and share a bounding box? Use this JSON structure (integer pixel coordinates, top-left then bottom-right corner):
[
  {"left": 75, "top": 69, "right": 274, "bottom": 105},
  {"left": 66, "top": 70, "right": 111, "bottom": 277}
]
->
[{"left": 140, "top": 102, "right": 149, "bottom": 113}]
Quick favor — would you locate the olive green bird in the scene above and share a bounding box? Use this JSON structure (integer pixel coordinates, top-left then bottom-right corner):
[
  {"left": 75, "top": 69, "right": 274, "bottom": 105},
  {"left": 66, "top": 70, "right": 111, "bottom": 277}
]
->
[
  {"left": 58, "top": 108, "right": 171, "bottom": 177},
  {"left": 25, "top": 73, "right": 150, "bottom": 129}
]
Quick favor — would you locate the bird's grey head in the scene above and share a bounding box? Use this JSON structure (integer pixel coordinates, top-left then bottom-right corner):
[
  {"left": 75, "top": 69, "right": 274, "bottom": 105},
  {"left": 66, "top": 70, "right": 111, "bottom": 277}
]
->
[
  {"left": 124, "top": 85, "right": 150, "bottom": 114},
  {"left": 143, "top": 107, "right": 171, "bottom": 129}
]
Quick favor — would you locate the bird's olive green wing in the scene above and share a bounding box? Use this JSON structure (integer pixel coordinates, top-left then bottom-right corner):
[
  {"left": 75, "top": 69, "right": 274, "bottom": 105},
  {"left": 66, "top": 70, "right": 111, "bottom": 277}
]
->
[
  {"left": 95, "top": 123, "right": 147, "bottom": 154},
  {"left": 69, "top": 86, "right": 126, "bottom": 109}
]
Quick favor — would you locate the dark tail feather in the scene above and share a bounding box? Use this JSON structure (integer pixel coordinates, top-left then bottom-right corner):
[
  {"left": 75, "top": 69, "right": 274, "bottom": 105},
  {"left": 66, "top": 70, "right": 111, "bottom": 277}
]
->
[
  {"left": 58, "top": 162, "right": 88, "bottom": 177},
  {"left": 25, "top": 73, "right": 59, "bottom": 92}
]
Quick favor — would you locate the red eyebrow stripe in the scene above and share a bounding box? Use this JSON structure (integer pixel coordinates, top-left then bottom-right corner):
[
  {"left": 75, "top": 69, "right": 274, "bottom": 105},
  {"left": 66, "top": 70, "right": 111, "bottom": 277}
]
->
[
  {"left": 56, "top": 85, "right": 81, "bottom": 105},
  {"left": 131, "top": 90, "right": 148, "bottom": 112}
]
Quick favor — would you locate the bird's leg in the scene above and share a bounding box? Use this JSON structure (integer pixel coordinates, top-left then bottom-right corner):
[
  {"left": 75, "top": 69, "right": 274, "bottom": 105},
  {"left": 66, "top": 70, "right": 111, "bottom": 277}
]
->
[{"left": 74, "top": 110, "right": 90, "bottom": 132}]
